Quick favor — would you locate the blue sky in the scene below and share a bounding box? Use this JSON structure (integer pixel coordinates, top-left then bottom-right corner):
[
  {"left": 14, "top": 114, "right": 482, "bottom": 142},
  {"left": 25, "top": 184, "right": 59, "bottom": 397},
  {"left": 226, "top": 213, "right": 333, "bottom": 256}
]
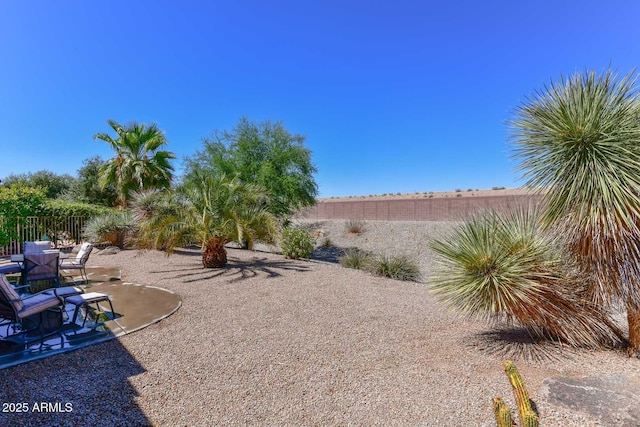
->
[{"left": 1, "top": 1, "right": 639, "bottom": 198}]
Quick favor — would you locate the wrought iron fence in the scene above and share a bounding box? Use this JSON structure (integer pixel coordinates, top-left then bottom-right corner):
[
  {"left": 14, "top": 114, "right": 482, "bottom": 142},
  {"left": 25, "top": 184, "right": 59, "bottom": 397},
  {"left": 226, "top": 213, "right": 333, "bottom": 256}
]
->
[{"left": 0, "top": 216, "right": 88, "bottom": 256}]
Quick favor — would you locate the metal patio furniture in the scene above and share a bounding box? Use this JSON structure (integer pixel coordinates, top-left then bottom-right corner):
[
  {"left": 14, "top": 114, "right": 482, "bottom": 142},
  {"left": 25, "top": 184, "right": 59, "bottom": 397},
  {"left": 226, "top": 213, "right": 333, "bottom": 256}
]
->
[
  {"left": 23, "top": 252, "right": 60, "bottom": 290},
  {"left": 60, "top": 242, "right": 94, "bottom": 284},
  {"left": 0, "top": 274, "right": 66, "bottom": 348}
]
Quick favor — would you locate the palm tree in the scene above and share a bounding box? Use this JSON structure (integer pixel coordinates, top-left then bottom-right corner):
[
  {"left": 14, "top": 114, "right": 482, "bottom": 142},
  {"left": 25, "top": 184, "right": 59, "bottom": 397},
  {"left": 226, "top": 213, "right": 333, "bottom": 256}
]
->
[
  {"left": 131, "top": 174, "right": 278, "bottom": 268},
  {"left": 94, "top": 119, "right": 176, "bottom": 208},
  {"left": 510, "top": 68, "right": 640, "bottom": 356}
]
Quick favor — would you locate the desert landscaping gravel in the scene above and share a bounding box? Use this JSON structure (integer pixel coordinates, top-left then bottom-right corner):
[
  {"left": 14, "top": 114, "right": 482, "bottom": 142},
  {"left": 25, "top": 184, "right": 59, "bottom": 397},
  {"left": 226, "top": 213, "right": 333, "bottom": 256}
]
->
[{"left": 1, "top": 219, "right": 639, "bottom": 426}]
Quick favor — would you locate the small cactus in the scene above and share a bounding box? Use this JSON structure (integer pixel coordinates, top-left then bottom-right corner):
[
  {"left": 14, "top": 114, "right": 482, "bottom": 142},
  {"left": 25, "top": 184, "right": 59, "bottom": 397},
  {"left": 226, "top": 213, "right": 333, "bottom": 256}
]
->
[
  {"left": 492, "top": 397, "right": 513, "bottom": 427},
  {"left": 492, "top": 360, "right": 539, "bottom": 427},
  {"left": 504, "top": 360, "right": 538, "bottom": 426}
]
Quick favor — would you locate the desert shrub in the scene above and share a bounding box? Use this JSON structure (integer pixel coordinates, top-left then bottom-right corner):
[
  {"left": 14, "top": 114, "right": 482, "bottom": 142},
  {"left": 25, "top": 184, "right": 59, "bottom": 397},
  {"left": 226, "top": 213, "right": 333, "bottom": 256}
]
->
[
  {"left": 492, "top": 186, "right": 506, "bottom": 190},
  {"left": 83, "top": 210, "right": 137, "bottom": 248},
  {"left": 321, "top": 237, "right": 332, "bottom": 248},
  {"left": 281, "top": 228, "right": 314, "bottom": 259},
  {"left": 372, "top": 254, "right": 421, "bottom": 282},
  {"left": 455, "top": 189, "right": 462, "bottom": 192},
  {"left": 339, "top": 248, "right": 372, "bottom": 270},
  {"left": 345, "top": 219, "right": 365, "bottom": 235},
  {"left": 35, "top": 199, "right": 110, "bottom": 218}
]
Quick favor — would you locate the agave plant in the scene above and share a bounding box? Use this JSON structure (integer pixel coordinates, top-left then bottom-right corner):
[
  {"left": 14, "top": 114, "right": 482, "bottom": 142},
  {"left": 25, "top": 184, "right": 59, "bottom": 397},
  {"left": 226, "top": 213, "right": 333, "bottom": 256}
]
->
[
  {"left": 510, "top": 68, "right": 640, "bottom": 355},
  {"left": 131, "top": 174, "right": 278, "bottom": 268},
  {"left": 430, "top": 207, "right": 625, "bottom": 347}
]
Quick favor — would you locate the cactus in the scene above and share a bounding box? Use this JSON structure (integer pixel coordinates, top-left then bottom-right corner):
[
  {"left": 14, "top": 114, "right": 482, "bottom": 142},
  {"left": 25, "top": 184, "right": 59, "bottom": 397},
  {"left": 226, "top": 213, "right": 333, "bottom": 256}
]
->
[
  {"left": 492, "top": 397, "right": 513, "bottom": 427},
  {"left": 522, "top": 410, "right": 539, "bottom": 427},
  {"left": 503, "top": 360, "right": 539, "bottom": 427},
  {"left": 492, "top": 361, "right": 539, "bottom": 427}
]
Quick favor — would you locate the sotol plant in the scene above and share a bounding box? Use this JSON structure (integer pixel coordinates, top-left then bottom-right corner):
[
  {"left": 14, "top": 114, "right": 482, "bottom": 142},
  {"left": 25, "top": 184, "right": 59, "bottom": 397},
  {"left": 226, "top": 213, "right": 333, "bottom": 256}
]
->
[{"left": 429, "top": 207, "right": 625, "bottom": 347}]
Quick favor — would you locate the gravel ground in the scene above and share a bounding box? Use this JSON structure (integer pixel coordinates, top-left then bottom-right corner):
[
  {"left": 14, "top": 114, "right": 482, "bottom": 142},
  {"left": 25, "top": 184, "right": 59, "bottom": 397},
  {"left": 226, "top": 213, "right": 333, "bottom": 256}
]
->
[{"left": 1, "top": 219, "right": 639, "bottom": 426}]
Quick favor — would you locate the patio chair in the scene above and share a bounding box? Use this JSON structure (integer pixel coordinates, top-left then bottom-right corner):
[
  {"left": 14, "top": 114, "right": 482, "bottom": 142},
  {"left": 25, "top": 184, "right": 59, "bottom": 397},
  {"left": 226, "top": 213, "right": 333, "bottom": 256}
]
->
[
  {"left": 23, "top": 241, "right": 52, "bottom": 253},
  {"left": 23, "top": 252, "right": 60, "bottom": 290},
  {"left": 0, "top": 274, "right": 65, "bottom": 347},
  {"left": 60, "top": 242, "right": 94, "bottom": 284}
]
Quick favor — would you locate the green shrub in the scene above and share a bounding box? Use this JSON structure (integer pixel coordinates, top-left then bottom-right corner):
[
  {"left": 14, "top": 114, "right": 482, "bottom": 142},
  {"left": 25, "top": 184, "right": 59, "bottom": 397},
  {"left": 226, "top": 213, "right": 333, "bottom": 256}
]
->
[
  {"left": 339, "top": 248, "right": 372, "bottom": 270},
  {"left": 35, "top": 199, "right": 111, "bottom": 218},
  {"left": 372, "top": 254, "right": 421, "bottom": 282},
  {"left": 345, "top": 219, "right": 365, "bottom": 235},
  {"left": 0, "top": 186, "right": 46, "bottom": 246},
  {"left": 321, "top": 237, "right": 333, "bottom": 248},
  {"left": 83, "top": 210, "right": 137, "bottom": 248},
  {"left": 281, "top": 228, "right": 314, "bottom": 259}
]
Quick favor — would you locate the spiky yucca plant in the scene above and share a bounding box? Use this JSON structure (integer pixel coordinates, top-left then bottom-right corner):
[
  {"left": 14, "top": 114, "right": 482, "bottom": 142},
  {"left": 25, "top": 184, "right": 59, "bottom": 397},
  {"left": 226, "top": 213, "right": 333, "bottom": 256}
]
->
[
  {"left": 83, "top": 210, "right": 136, "bottom": 248},
  {"left": 430, "top": 207, "right": 625, "bottom": 347},
  {"left": 510, "top": 68, "right": 640, "bottom": 355}
]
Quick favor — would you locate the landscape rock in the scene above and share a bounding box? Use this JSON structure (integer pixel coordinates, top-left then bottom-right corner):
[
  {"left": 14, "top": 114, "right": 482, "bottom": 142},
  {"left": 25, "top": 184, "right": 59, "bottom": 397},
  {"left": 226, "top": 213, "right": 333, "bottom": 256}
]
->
[
  {"left": 97, "top": 246, "right": 121, "bottom": 255},
  {"left": 538, "top": 375, "right": 640, "bottom": 426}
]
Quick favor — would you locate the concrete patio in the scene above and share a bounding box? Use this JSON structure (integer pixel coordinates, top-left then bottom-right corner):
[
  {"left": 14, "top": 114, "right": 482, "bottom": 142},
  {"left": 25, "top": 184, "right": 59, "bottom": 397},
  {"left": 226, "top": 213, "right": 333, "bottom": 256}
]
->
[{"left": 0, "top": 265, "right": 182, "bottom": 370}]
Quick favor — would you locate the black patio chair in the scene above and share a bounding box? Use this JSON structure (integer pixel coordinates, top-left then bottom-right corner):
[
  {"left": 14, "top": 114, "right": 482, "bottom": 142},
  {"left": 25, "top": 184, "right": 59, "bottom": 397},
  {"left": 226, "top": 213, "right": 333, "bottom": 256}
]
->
[
  {"left": 0, "top": 274, "right": 66, "bottom": 348},
  {"left": 23, "top": 252, "right": 60, "bottom": 290}
]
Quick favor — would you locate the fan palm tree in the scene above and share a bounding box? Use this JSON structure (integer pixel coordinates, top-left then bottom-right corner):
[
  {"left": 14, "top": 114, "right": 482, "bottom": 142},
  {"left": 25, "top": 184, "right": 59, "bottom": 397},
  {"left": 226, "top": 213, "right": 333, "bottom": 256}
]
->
[
  {"left": 94, "top": 119, "right": 176, "bottom": 208},
  {"left": 131, "top": 174, "right": 278, "bottom": 268},
  {"left": 510, "top": 68, "right": 640, "bottom": 356}
]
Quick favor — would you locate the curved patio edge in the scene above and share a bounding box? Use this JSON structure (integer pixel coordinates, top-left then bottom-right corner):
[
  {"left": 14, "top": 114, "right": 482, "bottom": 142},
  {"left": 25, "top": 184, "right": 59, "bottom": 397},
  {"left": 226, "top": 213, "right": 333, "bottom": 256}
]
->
[{"left": 0, "top": 267, "right": 182, "bottom": 370}]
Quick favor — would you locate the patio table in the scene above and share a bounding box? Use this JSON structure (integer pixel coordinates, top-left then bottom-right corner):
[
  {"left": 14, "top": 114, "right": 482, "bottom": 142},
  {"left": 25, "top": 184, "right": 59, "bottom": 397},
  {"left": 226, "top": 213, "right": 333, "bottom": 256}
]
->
[
  {"left": 10, "top": 251, "right": 70, "bottom": 263},
  {"left": 0, "top": 264, "right": 21, "bottom": 275}
]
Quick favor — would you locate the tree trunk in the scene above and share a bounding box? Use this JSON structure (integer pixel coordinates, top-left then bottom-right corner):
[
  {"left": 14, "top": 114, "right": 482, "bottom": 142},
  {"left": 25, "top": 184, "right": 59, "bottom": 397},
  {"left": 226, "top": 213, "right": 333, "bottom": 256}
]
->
[
  {"left": 202, "top": 237, "right": 228, "bottom": 268},
  {"left": 627, "top": 299, "right": 640, "bottom": 357}
]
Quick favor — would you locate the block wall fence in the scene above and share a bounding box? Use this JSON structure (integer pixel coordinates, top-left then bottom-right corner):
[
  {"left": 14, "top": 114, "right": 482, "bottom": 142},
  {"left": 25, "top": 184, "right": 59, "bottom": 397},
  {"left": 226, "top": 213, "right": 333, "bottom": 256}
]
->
[{"left": 297, "top": 195, "right": 545, "bottom": 221}]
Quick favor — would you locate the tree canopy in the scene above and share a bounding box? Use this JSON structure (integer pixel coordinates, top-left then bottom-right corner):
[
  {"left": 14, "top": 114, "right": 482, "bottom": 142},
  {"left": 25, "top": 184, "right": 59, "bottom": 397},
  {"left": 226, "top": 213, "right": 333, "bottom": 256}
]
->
[
  {"left": 0, "top": 186, "right": 46, "bottom": 246},
  {"left": 184, "top": 117, "right": 318, "bottom": 218},
  {"left": 61, "top": 156, "right": 118, "bottom": 207},
  {"left": 1, "top": 170, "right": 75, "bottom": 199}
]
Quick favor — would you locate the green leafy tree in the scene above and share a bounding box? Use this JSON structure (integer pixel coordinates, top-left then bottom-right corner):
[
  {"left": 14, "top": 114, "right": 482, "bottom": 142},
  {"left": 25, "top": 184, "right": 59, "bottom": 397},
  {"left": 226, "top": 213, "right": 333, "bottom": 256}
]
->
[
  {"left": 61, "top": 156, "right": 118, "bottom": 206},
  {"left": 184, "top": 117, "right": 318, "bottom": 218},
  {"left": 131, "top": 174, "right": 278, "bottom": 268},
  {"left": 510, "top": 68, "right": 640, "bottom": 355},
  {"left": 94, "top": 119, "right": 176, "bottom": 208},
  {"left": 0, "top": 186, "right": 46, "bottom": 246},
  {"left": 2, "top": 170, "right": 75, "bottom": 199}
]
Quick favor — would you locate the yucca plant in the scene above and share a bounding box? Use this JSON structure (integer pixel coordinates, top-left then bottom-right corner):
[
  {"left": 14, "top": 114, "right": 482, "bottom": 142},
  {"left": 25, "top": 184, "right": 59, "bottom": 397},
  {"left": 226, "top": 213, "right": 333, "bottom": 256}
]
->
[
  {"left": 430, "top": 207, "right": 625, "bottom": 347},
  {"left": 510, "top": 68, "right": 640, "bottom": 355}
]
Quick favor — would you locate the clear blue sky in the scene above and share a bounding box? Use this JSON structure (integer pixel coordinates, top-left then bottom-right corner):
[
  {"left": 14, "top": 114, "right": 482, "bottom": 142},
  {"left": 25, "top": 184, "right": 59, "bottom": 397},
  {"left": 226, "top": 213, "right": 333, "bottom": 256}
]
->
[{"left": 1, "top": 1, "right": 639, "bottom": 198}]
